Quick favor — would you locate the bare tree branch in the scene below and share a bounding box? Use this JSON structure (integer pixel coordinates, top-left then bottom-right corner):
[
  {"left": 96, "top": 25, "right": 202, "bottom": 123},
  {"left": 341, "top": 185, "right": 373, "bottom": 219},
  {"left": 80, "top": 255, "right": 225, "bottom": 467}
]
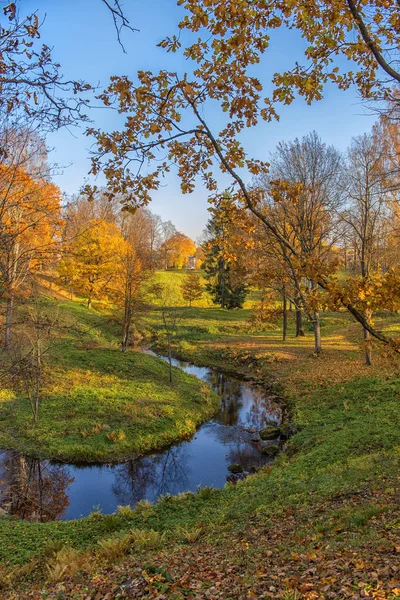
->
[{"left": 101, "top": 0, "right": 139, "bottom": 53}]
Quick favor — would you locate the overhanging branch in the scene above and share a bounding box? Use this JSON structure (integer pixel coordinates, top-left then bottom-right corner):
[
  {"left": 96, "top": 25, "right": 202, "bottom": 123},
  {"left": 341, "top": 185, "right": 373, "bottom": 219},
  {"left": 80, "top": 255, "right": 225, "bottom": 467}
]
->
[{"left": 346, "top": 0, "right": 400, "bottom": 84}]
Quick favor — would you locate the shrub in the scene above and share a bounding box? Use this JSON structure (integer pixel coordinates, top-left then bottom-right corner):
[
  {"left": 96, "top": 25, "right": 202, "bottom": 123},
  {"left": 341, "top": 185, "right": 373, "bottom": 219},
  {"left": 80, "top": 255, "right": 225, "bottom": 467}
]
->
[
  {"left": 89, "top": 505, "right": 103, "bottom": 520},
  {"left": 97, "top": 534, "right": 130, "bottom": 561},
  {"left": 102, "top": 513, "right": 121, "bottom": 532},
  {"left": 106, "top": 430, "right": 126, "bottom": 443},
  {"left": 42, "top": 540, "right": 65, "bottom": 558},
  {"left": 46, "top": 547, "right": 82, "bottom": 582},
  {"left": 129, "top": 528, "right": 165, "bottom": 550},
  {"left": 179, "top": 526, "right": 204, "bottom": 544},
  {"left": 117, "top": 504, "right": 134, "bottom": 518}
]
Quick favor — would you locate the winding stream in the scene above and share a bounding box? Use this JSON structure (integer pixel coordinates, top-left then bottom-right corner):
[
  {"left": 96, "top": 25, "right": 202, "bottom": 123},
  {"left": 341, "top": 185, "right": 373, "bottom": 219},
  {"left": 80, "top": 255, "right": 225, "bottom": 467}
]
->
[{"left": 0, "top": 355, "right": 281, "bottom": 522}]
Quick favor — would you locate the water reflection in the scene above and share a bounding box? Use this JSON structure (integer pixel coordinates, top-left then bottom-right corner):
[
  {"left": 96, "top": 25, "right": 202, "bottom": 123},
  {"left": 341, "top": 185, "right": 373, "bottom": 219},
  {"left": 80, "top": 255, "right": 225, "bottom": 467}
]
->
[
  {"left": 0, "top": 451, "right": 73, "bottom": 521},
  {"left": 112, "top": 450, "right": 189, "bottom": 506},
  {"left": 0, "top": 356, "right": 281, "bottom": 521}
]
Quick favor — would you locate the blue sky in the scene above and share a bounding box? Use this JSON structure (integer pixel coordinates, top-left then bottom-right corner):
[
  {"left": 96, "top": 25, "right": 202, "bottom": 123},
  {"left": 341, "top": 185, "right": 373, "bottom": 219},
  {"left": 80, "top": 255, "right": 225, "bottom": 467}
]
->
[{"left": 22, "top": 0, "right": 377, "bottom": 240}]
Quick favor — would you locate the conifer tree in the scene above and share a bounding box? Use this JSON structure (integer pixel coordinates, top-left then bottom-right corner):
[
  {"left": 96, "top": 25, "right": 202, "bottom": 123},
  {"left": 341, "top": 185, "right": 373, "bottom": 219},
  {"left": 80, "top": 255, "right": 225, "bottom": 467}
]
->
[
  {"left": 181, "top": 272, "right": 203, "bottom": 307},
  {"left": 202, "top": 199, "right": 248, "bottom": 310}
]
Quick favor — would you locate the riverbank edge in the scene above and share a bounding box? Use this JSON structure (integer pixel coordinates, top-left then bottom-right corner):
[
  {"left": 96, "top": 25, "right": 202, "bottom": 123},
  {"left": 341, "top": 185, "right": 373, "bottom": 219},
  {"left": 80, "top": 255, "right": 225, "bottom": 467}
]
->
[
  {"left": 0, "top": 350, "right": 221, "bottom": 464},
  {"left": 151, "top": 341, "right": 292, "bottom": 423},
  {"left": 1, "top": 341, "right": 399, "bottom": 597}
]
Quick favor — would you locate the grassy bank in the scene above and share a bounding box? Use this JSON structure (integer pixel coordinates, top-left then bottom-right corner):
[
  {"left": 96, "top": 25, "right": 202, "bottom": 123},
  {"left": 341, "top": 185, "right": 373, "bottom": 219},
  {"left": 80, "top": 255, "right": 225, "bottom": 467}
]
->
[
  {"left": 0, "top": 298, "right": 219, "bottom": 462},
  {"left": 1, "top": 297, "right": 400, "bottom": 599}
]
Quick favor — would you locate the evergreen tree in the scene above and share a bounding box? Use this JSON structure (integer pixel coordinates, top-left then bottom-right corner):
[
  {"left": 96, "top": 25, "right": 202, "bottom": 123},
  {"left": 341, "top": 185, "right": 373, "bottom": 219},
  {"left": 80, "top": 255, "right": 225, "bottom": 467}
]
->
[
  {"left": 181, "top": 273, "right": 203, "bottom": 307},
  {"left": 202, "top": 202, "right": 247, "bottom": 309}
]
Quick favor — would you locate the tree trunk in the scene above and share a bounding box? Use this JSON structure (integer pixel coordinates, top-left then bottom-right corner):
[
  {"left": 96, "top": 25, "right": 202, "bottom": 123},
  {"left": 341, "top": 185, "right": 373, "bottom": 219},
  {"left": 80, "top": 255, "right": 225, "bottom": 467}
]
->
[
  {"left": 220, "top": 263, "right": 225, "bottom": 309},
  {"left": 5, "top": 293, "right": 13, "bottom": 349},
  {"left": 167, "top": 336, "right": 173, "bottom": 383},
  {"left": 310, "top": 280, "right": 322, "bottom": 354},
  {"left": 295, "top": 308, "right": 305, "bottom": 337},
  {"left": 364, "top": 309, "right": 372, "bottom": 366},
  {"left": 34, "top": 344, "right": 41, "bottom": 425},
  {"left": 282, "top": 292, "right": 287, "bottom": 342},
  {"left": 122, "top": 305, "right": 132, "bottom": 353},
  {"left": 313, "top": 310, "right": 322, "bottom": 354},
  {"left": 122, "top": 323, "right": 129, "bottom": 353},
  {"left": 87, "top": 297, "right": 92, "bottom": 310}
]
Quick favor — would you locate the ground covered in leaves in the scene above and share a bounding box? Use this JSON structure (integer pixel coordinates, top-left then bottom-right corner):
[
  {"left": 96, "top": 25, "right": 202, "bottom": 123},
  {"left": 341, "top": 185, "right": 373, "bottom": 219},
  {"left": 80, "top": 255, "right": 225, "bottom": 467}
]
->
[
  {"left": 2, "top": 305, "right": 400, "bottom": 599},
  {"left": 9, "top": 482, "right": 400, "bottom": 599}
]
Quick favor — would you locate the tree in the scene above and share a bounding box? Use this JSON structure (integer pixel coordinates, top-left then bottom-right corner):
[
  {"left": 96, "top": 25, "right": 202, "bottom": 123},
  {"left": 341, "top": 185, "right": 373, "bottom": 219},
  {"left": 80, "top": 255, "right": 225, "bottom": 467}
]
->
[
  {"left": 340, "top": 128, "right": 398, "bottom": 364},
  {"left": 120, "top": 208, "right": 163, "bottom": 270},
  {"left": 152, "top": 281, "right": 183, "bottom": 383},
  {"left": 1, "top": 297, "right": 59, "bottom": 425},
  {"left": 181, "top": 272, "right": 203, "bottom": 307},
  {"left": 59, "top": 219, "right": 127, "bottom": 309},
  {"left": 175, "top": 0, "right": 400, "bottom": 105},
  {"left": 88, "top": 0, "right": 400, "bottom": 352},
  {"left": 0, "top": 160, "right": 62, "bottom": 348},
  {"left": 111, "top": 245, "right": 144, "bottom": 352},
  {"left": 246, "top": 218, "right": 293, "bottom": 342},
  {"left": 0, "top": 5, "right": 90, "bottom": 130},
  {"left": 101, "top": 0, "right": 138, "bottom": 51},
  {"left": 266, "top": 132, "right": 343, "bottom": 353},
  {"left": 195, "top": 245, "right": 205, "bottom": 269},
  {"left": 160, "top": 232, "right": 196, "bottom": 269},
  {"left": 202, "top": 195, "right": 248, "bottom": 310}
]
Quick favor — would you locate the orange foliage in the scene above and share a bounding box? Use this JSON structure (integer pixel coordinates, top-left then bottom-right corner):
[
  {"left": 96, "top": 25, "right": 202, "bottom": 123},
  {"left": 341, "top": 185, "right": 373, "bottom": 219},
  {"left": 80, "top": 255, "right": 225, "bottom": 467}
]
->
[
  {"left": 59, "top": 219, "right": 129, "bottom": 308},
  {"left": 161, "top": 232, "right": 195, "bottom": 269},
  {"left": 0, "top": 163, "right": 62, "bottom": 297}
]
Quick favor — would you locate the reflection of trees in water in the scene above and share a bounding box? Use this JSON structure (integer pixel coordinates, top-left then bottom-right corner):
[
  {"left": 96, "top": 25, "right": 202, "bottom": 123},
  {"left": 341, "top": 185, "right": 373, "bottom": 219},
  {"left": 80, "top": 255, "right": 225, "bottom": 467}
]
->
[
  {"left": 212, "top": 422, "right": 267, "bottom": 470},
  {"left": 244, "top": 388, "right": 281, "bottom": 430},
  {"left": 213, "top": 423, "right": 245, "bottom": 446},
  {"left": 112, "top": 449, "right": 189, "bottom": 506},
  {"left": 225, "top": 442, "right": 267, "bottom": 471},
  {"left": 207, "top": 372, "right": 242, "bottom": 425},
  {"left": 204, "top": 371, "right": 281, "bottom": 429},
  {"left": 0, "top": 451, "right": 73, "bottom": 522}
]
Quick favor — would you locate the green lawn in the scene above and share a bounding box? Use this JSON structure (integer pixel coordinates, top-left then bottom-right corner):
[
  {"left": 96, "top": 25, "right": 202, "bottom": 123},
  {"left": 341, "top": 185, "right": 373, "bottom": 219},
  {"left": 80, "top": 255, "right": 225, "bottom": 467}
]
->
[
  {"left": 1, "top": 282, "right": 400, "bottom": 598},
  {"left": 0, "top": 298, "right": 219, "bottom": 463},
  {"left": 1, "top": 360, "right": 399, "bottom": 596}
]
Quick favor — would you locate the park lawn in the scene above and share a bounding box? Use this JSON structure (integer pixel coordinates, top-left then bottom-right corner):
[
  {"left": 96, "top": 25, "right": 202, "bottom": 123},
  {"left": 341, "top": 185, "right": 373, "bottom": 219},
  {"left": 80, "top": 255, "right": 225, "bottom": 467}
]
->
[
  {"left": 149, "top": 268, "right": 261, "bottom": 310},
  {"left": 0, "top": 297, "right": 219, "bottom": 463},
  {"left": 1, "top": 300, "right": 400, "bottom": 598}
]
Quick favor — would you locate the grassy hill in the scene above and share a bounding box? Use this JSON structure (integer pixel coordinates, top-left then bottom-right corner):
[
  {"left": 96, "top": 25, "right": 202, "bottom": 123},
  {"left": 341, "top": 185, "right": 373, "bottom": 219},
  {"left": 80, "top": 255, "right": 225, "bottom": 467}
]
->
[
  {"left": 0, "top": 295, "right": 219, "bottom": 463},
  {"left": 1, "top": 278, "right": 400, "bottom": 599}
]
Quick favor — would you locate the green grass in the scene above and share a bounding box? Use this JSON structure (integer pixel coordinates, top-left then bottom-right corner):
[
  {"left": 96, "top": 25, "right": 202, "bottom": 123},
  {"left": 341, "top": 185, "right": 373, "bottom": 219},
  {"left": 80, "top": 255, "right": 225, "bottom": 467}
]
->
[
  {"left": 1, "top": 282, "right": 400, "bottom": 596},
  {"left": 149, "top": 269, "right": 261, "bottom": 310},
  {"left": 1, "top": 371, "right": 399, "bottom": 575},
  {"left": 0, "top": 298, "right": 219, "bottom": 462}
]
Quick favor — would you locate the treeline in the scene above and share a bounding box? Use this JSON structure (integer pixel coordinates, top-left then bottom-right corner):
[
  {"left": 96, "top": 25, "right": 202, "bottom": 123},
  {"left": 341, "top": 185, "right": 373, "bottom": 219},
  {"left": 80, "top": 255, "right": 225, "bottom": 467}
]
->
[
  {"left": 0, "top": 124, "right": 204, "bottom": 424},
  {"left": 202, "top": 123, "right": 400, "bottom": 364},
  {"left": 0, "top": 127, "right": 199, "bottom": 337},
  {"left": 59, "top": 193, "right": 199, "bottom": 350}
]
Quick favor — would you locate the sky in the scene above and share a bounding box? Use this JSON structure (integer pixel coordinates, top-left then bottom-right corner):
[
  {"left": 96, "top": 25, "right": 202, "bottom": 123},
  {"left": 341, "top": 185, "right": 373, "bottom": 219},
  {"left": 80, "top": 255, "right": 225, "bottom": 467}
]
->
[{"left": 20, "top": 0, "right": 377, "bottom": 240}]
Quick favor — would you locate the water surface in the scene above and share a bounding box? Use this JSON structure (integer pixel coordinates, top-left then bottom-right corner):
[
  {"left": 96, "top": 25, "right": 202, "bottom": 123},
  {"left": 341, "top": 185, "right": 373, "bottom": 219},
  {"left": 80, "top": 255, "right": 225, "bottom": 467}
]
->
[{"left": 0, "top": 355, "right": 280, "bottom": 521}]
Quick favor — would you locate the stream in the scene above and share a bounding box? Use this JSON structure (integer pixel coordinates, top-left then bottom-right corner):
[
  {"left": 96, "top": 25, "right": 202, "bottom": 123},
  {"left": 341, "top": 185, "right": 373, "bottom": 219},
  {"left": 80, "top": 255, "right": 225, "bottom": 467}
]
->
[{"left": 0, "top": 355, "right": 281, "bottom": 522}]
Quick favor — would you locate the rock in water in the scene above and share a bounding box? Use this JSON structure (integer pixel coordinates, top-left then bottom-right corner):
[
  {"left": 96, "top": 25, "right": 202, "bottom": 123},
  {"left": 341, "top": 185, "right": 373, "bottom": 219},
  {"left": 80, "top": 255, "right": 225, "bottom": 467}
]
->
[
  {"left": 259, "top": 426, "right": 280, "bottom": 440},
  {"left": 261, "top": 444, "right": 280, "bottom": 457},
  {"left": 279, "top": 422, "right": 296, "bottom": 440},
  {"left": 228, "top": 463, "right": 244, "bottom": 474}
]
